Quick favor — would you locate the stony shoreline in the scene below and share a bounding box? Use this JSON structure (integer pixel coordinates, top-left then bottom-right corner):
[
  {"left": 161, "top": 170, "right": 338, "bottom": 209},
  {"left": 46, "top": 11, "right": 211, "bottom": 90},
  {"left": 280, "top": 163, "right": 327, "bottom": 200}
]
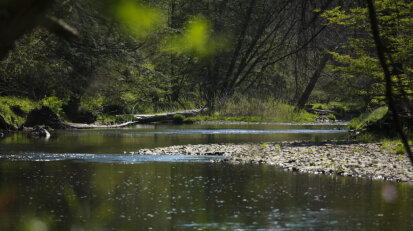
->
[{"left": 137, "top": 141, "right": 413, "bottom": 183}]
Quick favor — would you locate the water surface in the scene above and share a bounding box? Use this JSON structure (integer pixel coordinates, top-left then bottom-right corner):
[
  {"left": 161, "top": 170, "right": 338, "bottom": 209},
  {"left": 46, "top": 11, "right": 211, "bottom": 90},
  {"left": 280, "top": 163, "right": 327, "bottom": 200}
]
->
[
  {"left": 0, "top": 123, "right": 347, "bottom": 154},
  {"left": 0, "top": 161, "right": 412, "bottom": 231},
  {"left": 1, "top": 123, "right": 412, "bottom": 230}
]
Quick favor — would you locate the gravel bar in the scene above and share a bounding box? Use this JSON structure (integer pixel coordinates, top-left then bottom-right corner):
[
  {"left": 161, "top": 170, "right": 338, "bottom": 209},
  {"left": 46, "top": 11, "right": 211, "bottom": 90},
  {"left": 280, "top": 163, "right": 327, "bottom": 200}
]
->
[{"left": 136, "top": 141, "right": 413, "bottom": 183}]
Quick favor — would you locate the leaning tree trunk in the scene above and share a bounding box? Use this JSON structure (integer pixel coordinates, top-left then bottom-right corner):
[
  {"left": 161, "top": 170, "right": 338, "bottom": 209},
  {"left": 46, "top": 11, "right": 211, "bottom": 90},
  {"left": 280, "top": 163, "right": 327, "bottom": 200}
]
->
[
  {"left": 295, "top": 53, "right": 330, "bottom": 110},
  {"left": 366, "top": 0, "right": 413, "bottom": 165}
]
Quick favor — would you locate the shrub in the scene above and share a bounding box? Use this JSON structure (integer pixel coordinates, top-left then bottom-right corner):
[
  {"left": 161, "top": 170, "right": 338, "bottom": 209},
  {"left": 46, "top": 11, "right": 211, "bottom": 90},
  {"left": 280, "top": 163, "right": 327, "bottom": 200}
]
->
[
  {"left": 0, "top": 96, "right": 38, "bottom": 127},
  {"left": 173, "top": 114, "right": 185, "bottom": 124},
  {"left": 183, "top": 117, "right": 197, "bottom": 124},
  {"left": 327, "top": 113, "right": 336, "bottom": 121},
  {"left": 80, "top": 94, "right": 104, "bottom": 114},
  {"left": 42, "top": 96, "right": 67, "bottom": 117}
]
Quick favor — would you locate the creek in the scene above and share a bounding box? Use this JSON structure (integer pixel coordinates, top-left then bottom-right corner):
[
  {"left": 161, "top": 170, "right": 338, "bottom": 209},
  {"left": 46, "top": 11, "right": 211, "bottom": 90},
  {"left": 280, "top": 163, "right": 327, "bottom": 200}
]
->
[{"left": 0, "top": 123, "right": 412, "bottom": 230}]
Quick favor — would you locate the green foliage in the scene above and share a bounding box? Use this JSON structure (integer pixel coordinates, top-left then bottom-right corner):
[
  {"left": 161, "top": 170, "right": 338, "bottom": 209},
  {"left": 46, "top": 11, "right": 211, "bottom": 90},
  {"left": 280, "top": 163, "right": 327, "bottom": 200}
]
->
[
  {"left": 365, "top": 106, "right": 388, "bottom": 122},
  {"left": 327, "top": 113, "right": 336, "bottom": 121},
  {"left": 321, "top": 0, "right": 413, "bottom": 105},
  {"left": 194, "top": 95, "right": 316, "bottom": 123},
  {"left": 347, "top": 106, "right": 388, "bottom": 130},
  {"left": 356, "top": 133, "right": 375, "bottom": 143},
  {"left": 311, "top": 101, "right": 364, "bottom": 113},
  {"left": 182, "top": 117, "right": 196, "bottom": 124},
  {"left": 381, "top": 139, "right": 410, "bottom": 154},
  {"left": 164, "top": 16, "right": 229, "bottom": 58},
  {"left": 96, "top": 114, "right": 134, "bottom": 124},
  {"left": 41, "top": 96, "right": 67, "bottom": 117},
  {"left": 0, "top": 96, "right": 38, "bottom": 127},
  {"left": 116, "top": 0, "right": 165, "bottom": 39},
  {"left": 96, "top": 115, "right": 116, "bottom": 124},
  {"left": 172, "top": 114, "right": 185, "bottom": 124},
  {"left": 0, "top": 28, "right": 73, "bottom": 99},
  {"left": 80, "top": 95, "right": 104, "bottom": 115}
]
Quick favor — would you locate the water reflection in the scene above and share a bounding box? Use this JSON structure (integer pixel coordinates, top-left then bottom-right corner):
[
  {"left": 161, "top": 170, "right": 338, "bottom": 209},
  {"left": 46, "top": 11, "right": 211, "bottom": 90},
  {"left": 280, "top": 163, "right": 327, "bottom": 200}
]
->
[
  {"left": 0, "top": 124, "right": 348, "bottom": 154},
  {"left": 1, "top": 161, "right": 412, "bottom": 231}
]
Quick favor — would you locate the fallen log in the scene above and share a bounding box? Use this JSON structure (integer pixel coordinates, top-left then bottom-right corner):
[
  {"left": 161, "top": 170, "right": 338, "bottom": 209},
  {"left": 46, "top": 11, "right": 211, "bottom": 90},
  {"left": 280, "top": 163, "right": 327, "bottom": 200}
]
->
[
  {"left": 64, "top": 121, "right": 138, "bottom": 129},
  {"left": 133, "top": 108, "right": 206, "bottom": 123},
  {"left": 64, "top": 108, "right": 206, "bottom": 129}
]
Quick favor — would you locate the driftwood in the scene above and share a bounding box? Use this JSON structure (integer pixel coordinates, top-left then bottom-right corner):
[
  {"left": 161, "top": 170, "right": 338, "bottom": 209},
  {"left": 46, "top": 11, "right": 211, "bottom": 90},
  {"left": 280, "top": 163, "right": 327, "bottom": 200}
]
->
[
  {"left": 64, "top": 108, "right": 206, "bottom": 129},
  {"left": 133, "top": 108, "right": 206, "bottom": 123},
  {"left": 64, "top": 121, "right": 138, "bottom": 129}
]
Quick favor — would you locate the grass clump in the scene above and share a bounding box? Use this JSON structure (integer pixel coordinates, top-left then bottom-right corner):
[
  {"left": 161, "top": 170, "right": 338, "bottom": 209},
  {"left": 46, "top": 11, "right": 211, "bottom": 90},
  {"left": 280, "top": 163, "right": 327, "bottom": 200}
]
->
[
  {"left": 173, "top": 114, "right": 185, "bottom": 124},
  {"left": 183, "top": 117, "right": 197, "bottom": 124},
  {"left": 381, "top": 139, "right": 411, "bottom": 155},
  {"left": 201, "top": 95, "right": 316, "bottom": 123},
  {"left": 356, "top": 133, "right": 375, "bottom": 143},
  {"left": 173, "top": 114, "right": 197, "bottom": 124}
]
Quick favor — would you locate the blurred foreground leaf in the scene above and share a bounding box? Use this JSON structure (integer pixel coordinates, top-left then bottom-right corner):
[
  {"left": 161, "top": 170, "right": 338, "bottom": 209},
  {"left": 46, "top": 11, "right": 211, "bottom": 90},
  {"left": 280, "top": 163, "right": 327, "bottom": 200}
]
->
[
  {"left": 164, "top": 16, "right": 229, "bottom": 59},
  {"left": 115, "top": 0, "right": 165, "bottom": 39}
]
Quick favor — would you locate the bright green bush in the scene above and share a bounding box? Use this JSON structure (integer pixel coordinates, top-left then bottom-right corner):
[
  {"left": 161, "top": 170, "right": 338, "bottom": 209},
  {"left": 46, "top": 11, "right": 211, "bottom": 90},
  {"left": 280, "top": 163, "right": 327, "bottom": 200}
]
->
[
  {"left": 327, "top": 113, "right": 336, "bottom": 121},
  {"left": 41, "top": 96, "right": 67, "bottom": 117},
  {"left": 183, "top": 117, "right": 197, "bottom": 124},
  {"left": 0, "top": 96, "right": 39, "bottom": 127},
  {"left": 173, "top": 114, "right": 185, "bottom": 124},
  {"left": 80, "top": 94, "right": 104, "bottom": 115}
]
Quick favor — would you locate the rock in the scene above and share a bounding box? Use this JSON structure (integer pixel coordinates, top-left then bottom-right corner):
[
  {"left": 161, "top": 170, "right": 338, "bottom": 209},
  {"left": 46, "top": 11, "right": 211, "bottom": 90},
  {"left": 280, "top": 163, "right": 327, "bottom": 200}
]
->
[
  {"left": 24, "top": 106, "right": 66, "bottom": 129},
  {"left": 28, "top": 125, "right": 51, "bottom": 139}
]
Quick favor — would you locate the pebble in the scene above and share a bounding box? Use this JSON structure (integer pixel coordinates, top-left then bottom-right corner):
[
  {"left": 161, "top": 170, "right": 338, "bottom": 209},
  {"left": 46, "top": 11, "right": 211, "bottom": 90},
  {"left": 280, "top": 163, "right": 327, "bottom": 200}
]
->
[{"left": 136, "top": 141, "right": 413, "bottom": 183}]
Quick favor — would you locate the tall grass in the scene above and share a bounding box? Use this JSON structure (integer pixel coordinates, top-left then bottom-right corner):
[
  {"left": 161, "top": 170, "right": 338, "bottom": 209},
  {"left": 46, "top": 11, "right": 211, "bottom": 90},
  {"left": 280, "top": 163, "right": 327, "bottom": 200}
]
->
[{"left": 199, "top": 96, "right": 316, "bottom": 122}]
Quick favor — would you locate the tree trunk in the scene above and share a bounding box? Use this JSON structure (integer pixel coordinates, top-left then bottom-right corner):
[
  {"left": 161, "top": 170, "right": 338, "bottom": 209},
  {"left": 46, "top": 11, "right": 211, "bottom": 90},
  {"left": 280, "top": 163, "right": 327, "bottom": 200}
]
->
[
  {"left": 295, "top": 53, "right": 330, "bottom": 110},
  {"left": 366, "top": 0, "right": 413, "bottom": 165}
]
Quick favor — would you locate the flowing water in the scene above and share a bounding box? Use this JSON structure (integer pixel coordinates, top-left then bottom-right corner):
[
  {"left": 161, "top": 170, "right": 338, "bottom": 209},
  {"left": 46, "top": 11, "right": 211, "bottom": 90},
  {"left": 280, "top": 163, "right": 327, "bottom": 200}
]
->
[{"left": 1, "top": 123, "right": 412, "bottom": 230}]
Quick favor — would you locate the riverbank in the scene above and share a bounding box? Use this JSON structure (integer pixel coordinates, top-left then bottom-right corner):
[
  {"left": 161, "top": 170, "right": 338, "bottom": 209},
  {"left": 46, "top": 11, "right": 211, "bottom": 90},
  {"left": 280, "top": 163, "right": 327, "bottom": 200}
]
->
[{"left": 137, "top": 141, "right": 413, "bottom": 183}]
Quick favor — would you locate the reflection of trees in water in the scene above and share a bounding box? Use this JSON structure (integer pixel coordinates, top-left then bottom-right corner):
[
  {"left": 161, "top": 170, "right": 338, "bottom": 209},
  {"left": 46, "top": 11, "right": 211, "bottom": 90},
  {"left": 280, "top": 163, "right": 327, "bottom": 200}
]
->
[{"left": 1, "top": 162, "right": 413, "bottom": 230}]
